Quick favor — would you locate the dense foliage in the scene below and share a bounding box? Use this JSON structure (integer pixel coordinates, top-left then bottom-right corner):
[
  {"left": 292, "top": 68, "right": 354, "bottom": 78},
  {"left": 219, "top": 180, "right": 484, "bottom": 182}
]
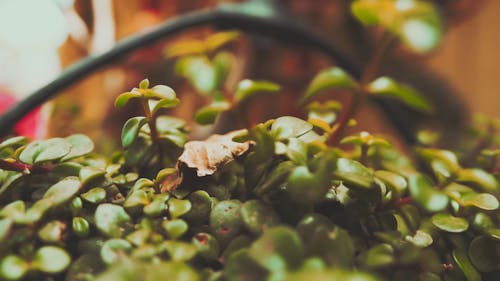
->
[{"left": 0, "top": 1, "right": 499, "bottom": 281}]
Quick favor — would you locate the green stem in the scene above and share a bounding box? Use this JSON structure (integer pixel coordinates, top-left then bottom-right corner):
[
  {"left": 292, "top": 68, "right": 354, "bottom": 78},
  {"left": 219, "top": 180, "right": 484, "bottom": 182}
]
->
[
  {"left": 327, "top": 33, "right": 396, "bottom": 146},
  {"left": 141, "top": 98, "right": 164, "bottom": 166}
]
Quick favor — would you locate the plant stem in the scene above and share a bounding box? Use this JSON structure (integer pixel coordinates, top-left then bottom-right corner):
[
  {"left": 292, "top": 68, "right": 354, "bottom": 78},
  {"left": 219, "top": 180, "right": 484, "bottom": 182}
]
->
[
  {"left": 327, "top": 33, "right": 396, "bottom": 145},
  {"left": 141, "top": 98, "right": 164, "bottom": 166},
  {"left": 0, "top": 159, "right": 51, "bottom": 174}
]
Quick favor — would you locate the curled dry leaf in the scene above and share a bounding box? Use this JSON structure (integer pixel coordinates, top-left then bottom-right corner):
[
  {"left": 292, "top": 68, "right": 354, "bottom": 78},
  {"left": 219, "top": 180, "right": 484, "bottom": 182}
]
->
[
  {"left": 161, "top": 130, "right": 254, "bottom": 192},
  {"left": 179, "top": 129, "right": 254, "bottom": 177}
]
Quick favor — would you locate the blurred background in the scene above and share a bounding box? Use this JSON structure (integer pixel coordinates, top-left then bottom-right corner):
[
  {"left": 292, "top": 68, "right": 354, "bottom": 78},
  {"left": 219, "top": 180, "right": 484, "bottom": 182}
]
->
[{"left": 0, "top": 0, "right": 498, "bottom": 152}]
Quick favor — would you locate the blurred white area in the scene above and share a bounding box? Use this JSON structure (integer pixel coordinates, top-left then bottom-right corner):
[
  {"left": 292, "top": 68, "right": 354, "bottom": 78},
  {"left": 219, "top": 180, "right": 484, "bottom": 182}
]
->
[{"left": 0, "top": 0, "right": 69, "bottom": 96}]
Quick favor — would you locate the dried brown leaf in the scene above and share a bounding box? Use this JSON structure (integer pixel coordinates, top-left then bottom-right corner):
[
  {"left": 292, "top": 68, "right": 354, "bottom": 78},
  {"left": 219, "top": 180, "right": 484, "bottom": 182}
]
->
[{"left": 178, "top": 129, "right": 254, "bottom": 177}]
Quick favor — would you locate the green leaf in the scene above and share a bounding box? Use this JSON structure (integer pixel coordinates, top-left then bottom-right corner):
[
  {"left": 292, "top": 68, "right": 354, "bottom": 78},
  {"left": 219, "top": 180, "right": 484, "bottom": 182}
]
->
[
  {"left": 452, "top": 249, "right": 481, "bottom": 281},
  {"left": 249, "top": 226, "right": 304, "bottom": 271},
  {"left": 0, "top": 219, "right": 12, "bottom": 241},
  {"left": 405, "top": 230, "right": 433, "bottom": 248},
  {"left": 146, "top": 262, "right": 200, "bottom": 281},
  {"left": 0, "top": 136, "right": 28, "bottom": 152},
  {"left": 38, "top": 220, "right": 66, "bottom": 242},
  {"left": 19, "top": 138, "right": 71, "bottom": 164},
  {"left": 143, "top": 193, "right": 169, "bottom": 217},
  {"left": 241, "top": 200, "right": 280, "bottom": 236},
  {"left": 301, "top": 67, "right": 357, "bottom": 105},
  {"left": 334, "top": 158, "right": 374, "bottom": 189},
  {"left": 162, "top": 219, "right": 188, "bottom": 239},
  {"left": 151, "top": 98, "right": 180, "bottom": 115},
  {"left": 234, "top": 79, "right": 280, "bottom": 103},
  {"left": 139, "top": 78, "right": 149, "bottom": 89},
  {"left": 114, "top": 91, "right": 141, "bottom": 108},
  {"left": 194, "top": 101, "right": 231, "bottom": 125},
  {"left": 44, "top": 177, "right": 81, "bottom": 205},
  {"left": 367, "top": 77, "right": 432, "bottom": 113},
  {"left": 149, "top": 85, "right": 176, "bottom": 100},
  {"left": 462, "top": 193, "right": 499, "bottom": 210},
  {"left": 271, "top": 116, "right": 313, "bottom": 140},
  {"left": 351, "top": 0, "right": 443, "bottom": 53},
  {"left": 95, "top": 204, "right": 131, "bottom": 238},
  {"left": 457, "top": 168, "right": 498, "bottom": 192},
  {"left": 100, "top": 239, "right": 132, "bottom": 265},
  {"left": 358, "top": 243, "right": 394, "bottom": 268},
  {"left": 210, "top": 200, "right": 243, "bottom": 246},
  {"left": 32, "top": 246, "right": 71, "bottom": 273},
  {"left": 408, "top": 174, "right": 449, "bottom": 212},
  {"left": 81, "top": 187, "right": 106, "bottom": 204},
  {"left": 121, "top": 117, "right": 148, "bottom": 148},
  {"left": 431, "top": 213, "right": 469, "bottom": 233},
  {"left": 176, "top": 55, "right": 217, "bottom": 94},
  {"left": 374, "top": 170, "right": 407, "bottom": 196},
  {"left": 61, "top": 134, "right": 94, "bottom": 161},
  {"left": 72, "top": 217, "right": 90, "bottom": 238},
  {"left": 0, "top": 255, "right": 28, "bottom": 280},
  {"left": 192, "top": 233, "right": 220, "bottom": 261},
  {"left": 468, "top": 235, "right": 499, "bottom": 272},
  {"left": 79, "top": 166, "right": 105, "bottom": 186},
  {"left": 206, "top": 31, "right": 240, "bottom": 52},
  {"left": 160, "top": 241, "right": 197, "bottom": 262},
  {"left": 168, "top": 198, "right": 192, "bottom": 219}
]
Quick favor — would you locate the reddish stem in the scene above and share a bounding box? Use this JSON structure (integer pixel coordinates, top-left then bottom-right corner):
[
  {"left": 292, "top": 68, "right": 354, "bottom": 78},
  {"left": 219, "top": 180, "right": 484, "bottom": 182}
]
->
[{"left": 0, "top": 159, "right": 51, "bottom": 174}]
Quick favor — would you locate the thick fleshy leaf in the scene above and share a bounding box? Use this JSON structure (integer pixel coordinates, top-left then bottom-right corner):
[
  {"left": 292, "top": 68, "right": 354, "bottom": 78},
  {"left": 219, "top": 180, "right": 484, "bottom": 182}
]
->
[
  {"left": 408, "top": 174, "right": 448, "bottom": 212},
  {"left": 114, "top": 91, "right": 141, "bottom": 108},
  {"left": 457, "top": 168, "right": 498, "bottom": 192},
  {"left": 121, "top": 117, "right": 147, "bottom": 148},
  {"left": 81, "top": 187, "right": 106, "bottom": 204},
  {"left": 194, "top": 101, "right": 231, "bottom": 125},
  {"left": 334, "top": 158, "right": 374, "bottom": 189},
  {"left": 95, "top": 204, "right": 131, "bottom": 238},
  {"left": 206, "top": 31, "right": 240, "bottom": 52},
  {"left": 165, "top": 39, "right": 206, "bottom": 58},
  {"left": 452, "top": 249, "right": 481, "bottom": 281},
  {"left": 100, "top": 239, "right": 132, "bottom": 265},
  {"left": 38, "top": 220, "right": 66, "bottom": 242},
  {"left": 405, "top": 230, "right": 433, "bottom": 248},
  {"left": 300, "top": 67, "right": 357, "bottom": 105},
  {"left": 210, "top": 200, "right": 243, "bottom": 246},
  {"left": 0, "top": 255, "right": 28, "bottom": 280},
  {"left": 367, "top": 77, "right": 432, "bottom": 113},
  {"left": 19, "top": 138, "right": 71, "bottom": 164},
  {"left": 149, "top": 85, "right": 176, "bottom": 100},
  {"left": 431, "top": 213, "right": 469, "bottom": 233},
  {"left": 192, "top": 233, "right": 220, "bottom": 261},
  {"left": 351, "top": 0, "right": 442, "bottom": 53},
  {"left": 72, "top": 217, "right": 90, "bottom": 238},
  {"left": 271, "top": 116, "right": 313, "bottom": 140},
  {"left": 358, "top": 243, "right": 394, "bottom": 268},
  {"left": 234, "top": 79, "right": 280, "bottom": 103},
  {"left": 61, "top": 134, "right": 94, "bottom": 161},
  {"left": 374, "top": 170, "right": 407, "bottom": 196},
  {"left": 176, "top": 55, "right": 217, "bottom": 94},
  {"left": 32, "top": 246, "right": 71, "bottom": 273},
  {"left": 44, "top": 177, "right": 81, "bottom": 205},
  {"left": 241, "top": 200, "right": 280, "bottom": 235},
  {"left": 162, "top": 219, "right": 188, "bottom": 239},
  {"left": 160, "top": 241, "right": 197, "bottom": 262},
  {"left": 151, "top": 98, "right": 180, "bottom": 115},
  {"left": 143, "top": 193, "right": 169, "bottom": 217},
  {"left": 468, "top": 235, "right": 499, "bottom": 272},
  {"left": 462, "top": 193, "right": 499, "bottom": 210},
  {"left": 0, "top": 219, "right": 12, "bottom": 241},
  {"left": 168, "top": 198, "right": 192, "bottom": 219},
  {"left": 146, "top": 262, "right": 200, "bottom": 281},
  {"left": 0, "top": 136, "right": 27, "bottom": 152},
  {"left": 249, "top": 226, "right": 304, "bottom": 271}
]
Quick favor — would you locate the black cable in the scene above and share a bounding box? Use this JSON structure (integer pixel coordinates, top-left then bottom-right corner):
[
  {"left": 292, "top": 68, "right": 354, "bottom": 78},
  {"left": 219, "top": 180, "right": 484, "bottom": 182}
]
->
[{"left": 0, "top": 9, "right": 420, "bottom": 142}]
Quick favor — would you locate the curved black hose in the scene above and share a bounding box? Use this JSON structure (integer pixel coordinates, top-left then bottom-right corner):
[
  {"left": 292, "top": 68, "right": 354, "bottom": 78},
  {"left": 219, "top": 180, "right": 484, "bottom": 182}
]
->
[
  {"left": 0, "top": 9, "right": 419, "bottom": 142},
  {"left": 0, "top": 9, "right": 361, "bottom": 135}
]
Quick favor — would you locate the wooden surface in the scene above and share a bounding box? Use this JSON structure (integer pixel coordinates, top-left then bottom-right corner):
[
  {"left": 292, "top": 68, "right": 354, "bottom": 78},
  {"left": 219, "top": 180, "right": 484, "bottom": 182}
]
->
[{"left": 427, "top": 0, "right": 500, "bottom": 117}]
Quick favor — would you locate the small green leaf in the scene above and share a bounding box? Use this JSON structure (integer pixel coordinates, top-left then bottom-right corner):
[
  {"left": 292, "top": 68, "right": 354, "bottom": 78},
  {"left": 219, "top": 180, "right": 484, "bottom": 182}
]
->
[
  {"left": 168, "top": 198, "right": 192, "bottom": 219},
  {"left": 234, "top": 79, "right": 280, "bottom": 103},
  {"left": 151, "top": 98, "right": 180, "bottom": 115},
  {"left": 241, "top": 200, "right": 280, "bottom": 236},
  {"left": 123, "top": 189, "right": 151, "bottom": 209},
  {"left": 100, "top": 239, "right": 132, "bottom": 265},
  {"left": 19, "top": 138, "right": 72, "bottom": 164},
  {"left": 194, "top": 101, "right": 231, "bottom": 125},
  {"left": 408, "top": 174, "right": 449, "bottom": 212},
  {"left": 32, "top": 246, "right": 71, "bottom": 273},
  {"left": 0, "top": 136, "right": 27, "bottom": 152},
  {"left": 463, "top": 193, "right": 499, "bottom": 210},
  {"left": 160, "top": 241, "right": 197, "bottom": 262},
  {"left": 95, "top": 204, "right": 131, "bottom": 238},
  {"left": 81, "top": 187, "right": 106, "bottom": 204},
  {"left": 334, "top": 158, "right": 374, "bottom": 189},
  {"left": 38, "top": 220, "right": 66, "bottom": 242},
  {"left": 176, "top": 55, "right": 217, "bottom": 94},
  {"left": 150, "top": 84, "right": 175, "bottom": 99},
  {"left": 115, "top": 91, "right": 141, "bottom": 108},
  {"left": 192, "top": 233, "right": 220, "bottom": 261},
  {"left": 61, "top": 134, "right": 94, "bottom": 161},
  {"left": 367, "top": 77, "right": 432, "bottom": 113},
  {"left": 72, "top": 217, "right": 90, "bottom": 238},
  {"left": 206, "top": 31, "right": 240, "bottom": 52},
  {"left": 301, "top": 67, "right": 357, "bottom": 105},
  {"left": 431, "top": 213, "right": 469, "bottom": 233},
  {"left": 468, "top": 235, "right": 499, "bottom": 272},
  {"left": 0, "top": 255, "right": 28, "bottom": 280},
  {"left": 162, "top": 219, "right": 188, "bottom": 239},
  {"left": 375, "top": 170, "right": 407, "bottom": 196},
  {"left": 457, "top": 168, "right": 498, "bottom": 192},
  {"left": 79, "top": 166, "right": 105, "bottom": 186},
  {"left": 0, "top": 219, "right": 12, "bottom": 241},
  {"left": 452, "top": 249, "right": 481, "bottom": 281},
  {"left": 271, "top": 116, "right": 313, "bottom": 140},
  {"left": 210, "top": 200, "right": 243, "bottom": 246},
  {"left": 139, "top": 78, "right": 149, "bottom": 89},
  {"left": 358, "top": 243, "right": 394, "bottom": 268},
  {"left": 44, "top": 177, "right": 81, "bottom": 205},
  {"left": 405, "top": 230, "right": 433, "bottom": 248},
  {"left": 121, "top": 117, "right": 148, "bottom": 148},
  {"left": 143, "top": 193, "right": 169, "bottom": 217}
]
